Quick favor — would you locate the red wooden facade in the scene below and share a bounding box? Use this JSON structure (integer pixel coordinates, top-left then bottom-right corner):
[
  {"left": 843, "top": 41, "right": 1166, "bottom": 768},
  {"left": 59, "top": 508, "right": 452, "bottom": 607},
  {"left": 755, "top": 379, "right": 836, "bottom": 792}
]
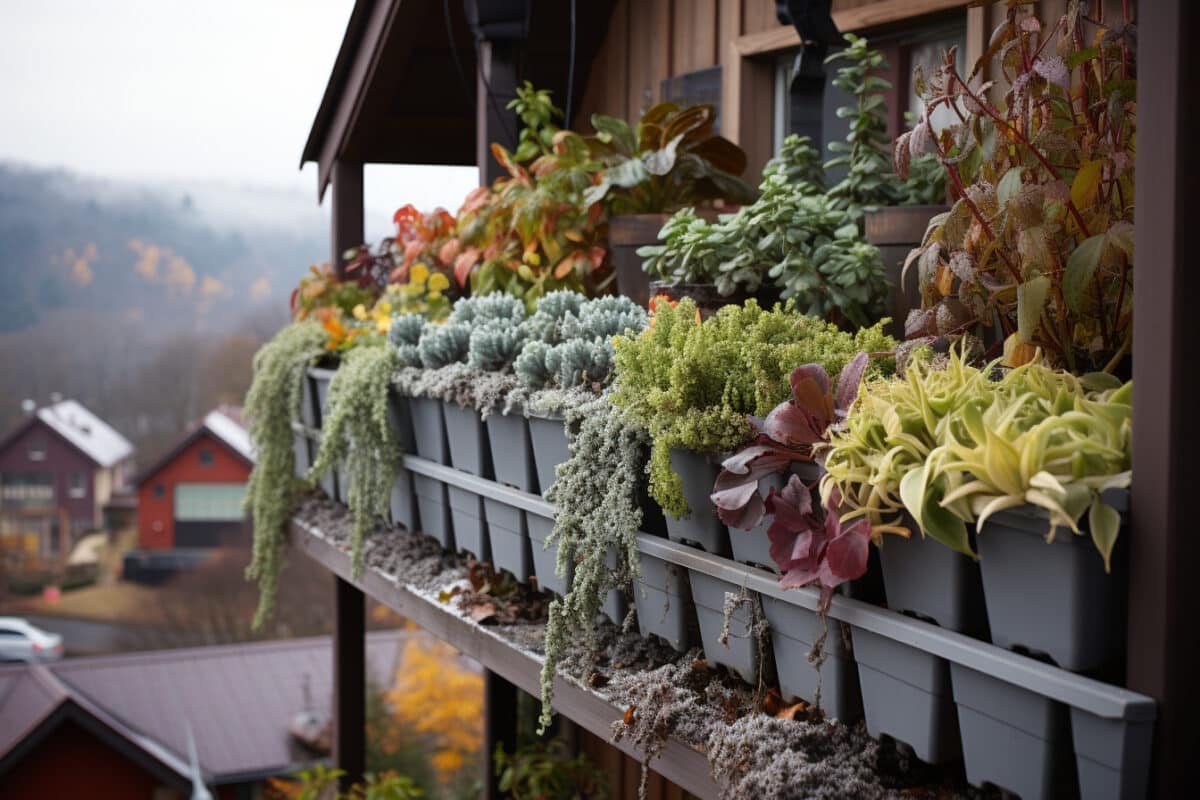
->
[{"left": 136, "top": 430, "right": 251, "bottom": 550}]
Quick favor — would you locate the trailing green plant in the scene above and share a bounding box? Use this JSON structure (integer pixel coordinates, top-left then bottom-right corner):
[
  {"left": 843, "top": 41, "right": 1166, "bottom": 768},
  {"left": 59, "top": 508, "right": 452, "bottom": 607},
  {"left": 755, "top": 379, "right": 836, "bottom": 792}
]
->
[
  {"left": 611, "top": 298, "right": 893, "bottom": 518},
  {"left": 822, "top": 347, "right": 1132, "bottom": 567},
  {"left": 583, "top": 101, "right": 756, "bottom": 214},
  {"left": 494, "top": 738, "right": 609, "bottom": 800},
  {"left": 538, "top": 396, "right": 648, "bottom": 732},
  {"left": 308, "top": 341, "right": 403, "bottom": 577},
  {"left": 244, "top": 321, "right": 326, "bottom": 628},
  {"left": 897, "top": 3, "right": 1136, "bottom": 373}
]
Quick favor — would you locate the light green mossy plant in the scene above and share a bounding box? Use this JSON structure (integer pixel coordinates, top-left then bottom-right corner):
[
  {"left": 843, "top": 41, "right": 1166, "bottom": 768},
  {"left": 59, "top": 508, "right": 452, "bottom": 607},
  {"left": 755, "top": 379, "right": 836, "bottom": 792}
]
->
[
  {"left": 244, "top": 321, "right": 326, "bottom": 627},
  {"left": 612, "top": 298, "right": 894, "bottom": 518},
  {"left": 538, "top": 396, "right": 648, "bottom": 732},
  {"left": 308, "top": 341, "right": 403, "bottom": 577}
]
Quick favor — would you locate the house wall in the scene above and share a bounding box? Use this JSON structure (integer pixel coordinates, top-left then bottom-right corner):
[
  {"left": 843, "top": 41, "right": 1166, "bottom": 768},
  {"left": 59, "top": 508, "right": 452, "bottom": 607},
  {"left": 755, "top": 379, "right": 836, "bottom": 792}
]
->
[
  {"left": 0, "top": 419, "right": 101, "bottom": 536},
  {"left": 136, "top": 432, "right": 251, "bottom": 550},
  {"left": 2, "top": 718, "right": 169, "bottom": 799}
]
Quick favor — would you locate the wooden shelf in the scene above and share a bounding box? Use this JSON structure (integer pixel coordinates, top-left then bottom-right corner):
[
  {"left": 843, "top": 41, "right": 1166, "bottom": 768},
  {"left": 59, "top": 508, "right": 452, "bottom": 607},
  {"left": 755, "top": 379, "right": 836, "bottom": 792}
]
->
[{"left": 289, "top": 515, "right": 721, "bottom": 799}]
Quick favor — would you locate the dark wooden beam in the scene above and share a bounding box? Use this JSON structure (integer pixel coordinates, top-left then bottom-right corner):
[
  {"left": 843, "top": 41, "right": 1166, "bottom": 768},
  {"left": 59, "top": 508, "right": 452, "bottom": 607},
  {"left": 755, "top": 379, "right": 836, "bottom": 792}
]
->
[
  {"left": 1127, "top": 1, "right": 1200, "bottom": 796},
  {"left": 333, "top": 576, "right": 366, "bottom": 789},
  {"left": 476, "top": 40, "right": 521, "bottom": 186},
  {"left": 330, "top": 160, "right": 364, "bottom": 278},
  {"left": 483, "top": 670, "right": 519, "bottom": 799}
]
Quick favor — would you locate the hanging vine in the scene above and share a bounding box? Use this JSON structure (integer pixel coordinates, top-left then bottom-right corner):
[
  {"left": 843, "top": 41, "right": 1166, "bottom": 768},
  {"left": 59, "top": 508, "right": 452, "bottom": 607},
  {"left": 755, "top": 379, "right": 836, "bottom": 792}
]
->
[
  {"left": 308, "top": 341, "right": 403, "bottom": 578},
  {"left": 244, "top": 321, "right": 326, "bottom": 628},
  {"left": 538, "top": 395, "right": 649, "bottom": 732}
]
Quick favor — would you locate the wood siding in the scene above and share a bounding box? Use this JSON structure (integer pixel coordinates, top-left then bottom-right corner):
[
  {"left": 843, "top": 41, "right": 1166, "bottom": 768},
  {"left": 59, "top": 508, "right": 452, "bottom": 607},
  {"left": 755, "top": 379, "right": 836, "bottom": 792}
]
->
[
  {"left": 0, "top": 418, "right": 104, "bottom": 532},
  {"left": 136, "top": 431, "right": 251, "bottom": 550}
]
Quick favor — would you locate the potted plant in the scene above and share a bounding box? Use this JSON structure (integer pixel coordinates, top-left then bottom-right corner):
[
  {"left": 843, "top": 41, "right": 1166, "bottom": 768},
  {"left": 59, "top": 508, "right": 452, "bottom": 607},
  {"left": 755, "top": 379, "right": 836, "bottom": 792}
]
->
[{"left": 583, "top": 101, "right": 756, "bottom": 308}]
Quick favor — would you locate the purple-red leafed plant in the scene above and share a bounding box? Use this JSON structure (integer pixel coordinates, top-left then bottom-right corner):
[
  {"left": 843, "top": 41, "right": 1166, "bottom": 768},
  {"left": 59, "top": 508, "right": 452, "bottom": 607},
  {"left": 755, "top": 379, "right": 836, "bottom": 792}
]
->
[
  {"left": 710, "top": 352, "right": 868, "bottom": 530},
  {"left": 766, "top": 481, "right": 871, "bottom": 611},
  {"left": 710, "top": 352, "right": 871, "bottom": 604}
]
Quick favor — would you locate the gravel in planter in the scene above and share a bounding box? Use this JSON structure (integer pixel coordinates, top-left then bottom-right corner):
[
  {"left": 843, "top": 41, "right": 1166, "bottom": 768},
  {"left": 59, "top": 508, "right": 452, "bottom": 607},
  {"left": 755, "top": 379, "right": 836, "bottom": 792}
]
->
[
  {"left": 412, "top": 473, "right": 453, "bottom": 550},
  {"left": 485, "top": 411, "right": 537, "bottom": 493},
  {"left": 443, "top": 402, "right": 493, "bottom": 478},
  {"left": 688, "top": 570, "right": 762, "bottom": 684},
  {"left": 978, "top": 501, "right": 1126, "bottom": 672},
  {"left": 664, "top": 448, "right": 730, "bottom": 556},
  {"left": 528, "top": 415, "right": 570, "bottom": 498},
  {"left": 760, "top": 596, "right": 862, "bottom": 723},
  {"left": 483, "top": 497, "right": 533, "bottom": 581},
  {"left": 852, "top": 627, "right": 961, "bottom": 764},
  {"left": 408, "top": 396, "right": 450, "bottom": 465},
  {"left": 633, "top": 552, "right": 693, "bottom": 651},
  {"left": 951, "top": 662, "right": 1071, "bottom": 800},
  {"left": 447, "top": 484, "right": 489, "bottom": 561},
  {"left": 1070, "top": 707, "right": 1154, "bottom": 800},
  {"left": 877, "top": 526, "right": 987, "bottom": 636},
  {"left": 389, "top": 469, "right": 419, "bottom": 532}
]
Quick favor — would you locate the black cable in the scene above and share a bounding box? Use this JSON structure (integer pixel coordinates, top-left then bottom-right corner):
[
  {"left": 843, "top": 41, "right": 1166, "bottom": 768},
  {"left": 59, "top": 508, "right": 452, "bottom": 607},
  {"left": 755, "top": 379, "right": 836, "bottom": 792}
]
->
[
  {"left": 565, "top": 0, "right": 577, "bottom": 127},
  {"left": 442, "top": 0, "right": 475, "bottom": 118}
]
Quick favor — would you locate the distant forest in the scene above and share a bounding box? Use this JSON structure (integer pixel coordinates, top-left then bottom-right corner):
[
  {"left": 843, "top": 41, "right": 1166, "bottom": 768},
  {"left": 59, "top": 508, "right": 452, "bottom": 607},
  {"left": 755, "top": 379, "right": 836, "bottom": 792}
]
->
[{"left": 0, "top": 162, "right": 329, "bottom": 462}]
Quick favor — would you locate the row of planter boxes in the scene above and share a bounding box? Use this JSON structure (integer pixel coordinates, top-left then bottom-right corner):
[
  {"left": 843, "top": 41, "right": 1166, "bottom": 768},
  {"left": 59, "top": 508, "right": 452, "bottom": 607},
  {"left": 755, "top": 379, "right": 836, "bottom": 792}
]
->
[{"left": 297, "top": 368, "right": 1154, "bottom": 799}]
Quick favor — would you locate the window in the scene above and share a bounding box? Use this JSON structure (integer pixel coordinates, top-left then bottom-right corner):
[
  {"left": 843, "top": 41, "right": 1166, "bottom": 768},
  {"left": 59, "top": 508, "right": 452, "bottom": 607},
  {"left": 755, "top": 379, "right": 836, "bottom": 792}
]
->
[
  {"left": 174, "top": 483, "right": 247, "bottom": 522},
  {"left": 0, "top": 472, "right": 54, "bottom": 508},
  {"left": 198, "top": 448, "right": 214, "bottom": 466},
  {"left": 68, "top": 472, "right": 86, "bottom": 499},
  {"left": 153, "top": 483, "right": 166, "bottom": 499},
  {"left": 29, "top": 437, "right": 46, "bottom": 461}
]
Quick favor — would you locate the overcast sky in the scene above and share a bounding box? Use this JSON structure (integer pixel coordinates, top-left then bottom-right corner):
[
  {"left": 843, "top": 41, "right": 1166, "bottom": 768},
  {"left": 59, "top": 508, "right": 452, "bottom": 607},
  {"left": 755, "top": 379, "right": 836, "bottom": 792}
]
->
[{"left": 0, "top": 0, "right": 478, "bottom": 235}]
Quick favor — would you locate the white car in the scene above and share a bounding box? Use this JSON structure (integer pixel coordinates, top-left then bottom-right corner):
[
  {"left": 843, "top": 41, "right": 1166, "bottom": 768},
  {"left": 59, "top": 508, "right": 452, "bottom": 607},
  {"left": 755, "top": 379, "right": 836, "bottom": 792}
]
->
[{"left": 0, "top": 617, "right": 64, "bottom": 663}]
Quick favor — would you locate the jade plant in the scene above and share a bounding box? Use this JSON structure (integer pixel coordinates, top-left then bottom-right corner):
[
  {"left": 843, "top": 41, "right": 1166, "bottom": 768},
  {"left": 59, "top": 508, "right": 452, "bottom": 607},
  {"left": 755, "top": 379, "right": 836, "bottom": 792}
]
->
[
  {"left": 822, "top": 347, "right": 1132, "bottom": 568},
  {"left": 638, "top": 35, "right": 943, "bottom": 326},
  {"left": 897, "top": 4, "right": 1136, "bottom": 373},
  {"left": 244, "top": 321, "right": 327, "bottom": 626},
  {"left": 308, "top": 340, "right": 403, "bottom": 577},
  {"left": 611, "top": 297, "right": 893, "bottom": 519},
  {"left": 583, "top": 101, "right": 756, "bottom": 214}
]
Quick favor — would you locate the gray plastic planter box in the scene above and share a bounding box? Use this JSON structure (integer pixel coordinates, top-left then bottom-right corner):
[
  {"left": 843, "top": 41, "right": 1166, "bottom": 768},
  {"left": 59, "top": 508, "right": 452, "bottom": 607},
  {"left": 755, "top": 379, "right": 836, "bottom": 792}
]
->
[
  {"left": 1070, "top": 707, "right": 1153, "bottom": 800},
  {"left": 408, "top": 397, "right": 450, "bottom": 465},
  {"left": 443, "top": 403, "right": 493, "bottom": 478},
  {"left": 852, "top": 627, "right": 960, "bottom": 763},
  {"left": 483, "top": 497, "right": 532, "bottom": 581},
  {"left": 386, "top": 390, "right": 418, "bottom": 452},
  {"left": 292, "top": 432, "right": 312, "bottom": 480},
  {"left": 389, "top": 469, "right": 419, "bottom": 532},
  {"left": 688, "top": 570, "right": 760, "bottom": 684},
  {"left": 950, "top": 662, "right": 1068, "bottom": 800},
  {"left": 760, "top": 596, "right": 862, "bottom": 722},
  {"left": 978, "top": 502, "right": 1125, "bottom": 671},
  {"left": 528, "top": 415, "right": 570, "bottom": 497},
  {"left": 299, "top": 371, "right": 319, "bottom": 428},
  {"left": 447, "top": 485, "right": 489, "bottom": 561},
  {"left": 413, "top": 474, "right": 453, "bottom": 550},
  {"left": 485, "top": 411, "right": 537, "bottom": 493},
  {"left": 335, "top": 463, "right": 352, "bottom": 505},
  {"left": 728, "top": 463, "right": 823, "bottom": 572},
  {"left": 310, "top": 367, "right": 335, "bottom": 424},
  {"left": 878, "top": 527, "right": 987, "bottom": 636},
  {"left": 528, "top": 516, "right": 626, "bottom": 622},
  {"left": 664, "top": 449, "right": 730, "bottom": 556},
  {"left": 633, "top": 552, "right": 692, "bottom": 651}
]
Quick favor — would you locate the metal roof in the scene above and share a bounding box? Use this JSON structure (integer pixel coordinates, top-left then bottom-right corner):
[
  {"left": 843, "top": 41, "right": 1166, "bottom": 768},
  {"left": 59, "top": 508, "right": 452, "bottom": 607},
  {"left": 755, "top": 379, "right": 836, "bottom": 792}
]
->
[
  {"left": 0, "top": 631, "right": 412, "bottom": 785},
  {"left": 35, "top": 399, "right": 133, "bottom": 468}
]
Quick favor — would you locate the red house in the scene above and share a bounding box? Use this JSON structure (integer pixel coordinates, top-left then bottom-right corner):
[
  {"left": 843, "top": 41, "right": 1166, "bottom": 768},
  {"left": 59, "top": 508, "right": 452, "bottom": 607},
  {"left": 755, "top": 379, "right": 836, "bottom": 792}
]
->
[
  {"left": 125, "top": 408, "right": 254, "bottom": 582},
  {"left": 0, "top": 399, "right": 133, "bottom": 559}
]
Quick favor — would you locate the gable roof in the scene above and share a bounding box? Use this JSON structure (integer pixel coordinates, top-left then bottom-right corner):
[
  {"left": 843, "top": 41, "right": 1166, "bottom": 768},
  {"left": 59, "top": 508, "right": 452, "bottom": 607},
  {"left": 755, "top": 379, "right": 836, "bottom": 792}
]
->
[
  {"left": 135, "top": 407, "right": 255, "bottom": 487},
  {"left": 0, "top": 631, "right": 411, "bottom": 786},
  {"left": 12, "top": 400, "right": 134, "bottom": 469}
]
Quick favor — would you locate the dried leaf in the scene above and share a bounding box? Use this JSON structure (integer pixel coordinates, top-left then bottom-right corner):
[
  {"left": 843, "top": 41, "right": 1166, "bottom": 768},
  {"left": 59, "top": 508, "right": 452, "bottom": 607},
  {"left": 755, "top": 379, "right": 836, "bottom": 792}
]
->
[{"left": 623, "top": 706, "right": 636, "bottom": 726}]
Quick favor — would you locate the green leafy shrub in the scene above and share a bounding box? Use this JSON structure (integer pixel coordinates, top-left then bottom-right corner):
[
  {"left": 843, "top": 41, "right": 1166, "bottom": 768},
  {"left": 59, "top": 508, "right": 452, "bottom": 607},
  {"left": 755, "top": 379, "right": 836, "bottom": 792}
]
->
[
  {"left": 309, "top": 341, "right": 403, "bottom": 577},
  {"left": 611, "top": 298, "right": 893, "bottom": 518},
  {"left": 494, "top": 739, "right": 608, "bottom": 800},
  {"left": 244, "top": 321, "right": 326, "bottom": 627}
]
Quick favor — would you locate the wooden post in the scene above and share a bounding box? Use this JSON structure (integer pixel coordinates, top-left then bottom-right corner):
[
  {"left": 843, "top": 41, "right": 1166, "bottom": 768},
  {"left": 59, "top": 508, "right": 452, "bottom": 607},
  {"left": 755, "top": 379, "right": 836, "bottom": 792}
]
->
[
  {"left": 1127, "top": 1, "right": 1200, "bottom": 796},
  {"left": 333, "top": 576, "right": 366, "bottom": 789},
  {"left": 475, "top": 40, "right": 521, "bottom": 187},
  {"left": 483, "top": 669, "right": 519, "bottom": 799},
  {"left": 330, "top": 160, "right": 364, "bottom": 278}
]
